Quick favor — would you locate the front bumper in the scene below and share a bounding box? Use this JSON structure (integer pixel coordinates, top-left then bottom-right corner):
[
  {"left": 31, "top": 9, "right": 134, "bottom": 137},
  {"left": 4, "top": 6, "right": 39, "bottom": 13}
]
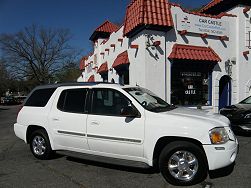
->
[
  {"left": 14, "top": 123, "right": 27, "bottom": 143},
  {"left": 203, "top": 139, "right": 238, "bottom": 170}
]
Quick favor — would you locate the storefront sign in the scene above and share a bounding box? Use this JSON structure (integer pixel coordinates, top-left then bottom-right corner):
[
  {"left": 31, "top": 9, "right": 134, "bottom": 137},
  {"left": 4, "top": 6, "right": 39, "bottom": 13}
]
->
[
  {"left": 176, "top": 13, "right": 229, "bottom": 37},
  {"left": 180, "top": 72, "right": 202, "bottom": 77},
  {"left": 185, "top": 90, "right": 196, "bottom": 95}
]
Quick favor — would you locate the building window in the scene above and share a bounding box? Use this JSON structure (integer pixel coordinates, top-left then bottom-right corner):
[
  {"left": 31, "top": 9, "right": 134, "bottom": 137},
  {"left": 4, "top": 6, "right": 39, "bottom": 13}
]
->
[
  {"left": 248, "top": 31, "right": 251, "bottom": 48},
  {"left": 245, "top": 17, "right": 251, "bottom": 48},
  {"left": 171, "top": 62, "right": 213, "bottom": 106},
  {"left": 87, "top": 63, "right": 92, "bottom": 73},
  {"left": 118, "top": 70, "right": 129, "bottom": 85},
  {"left": 114, "top": 64, "right": 130, "bottom": 85},
  {"left": 94, "top": 54, "right": 97, "bottom": 65},
  {"left": 101, "top": 72, "right": 108, "bottom": 82}
]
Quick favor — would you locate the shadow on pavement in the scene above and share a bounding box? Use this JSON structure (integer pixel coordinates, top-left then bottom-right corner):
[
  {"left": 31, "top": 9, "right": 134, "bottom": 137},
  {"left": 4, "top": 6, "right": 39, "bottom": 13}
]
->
[
  {"left": 209, "top": 162, "right": 235, "bottom": 179},
  {"left": 0, "top": 107, "right": 9, "bottom": 112},
  {"left": 0, "top": 105, "right": 21, "bottom": 111},
  {"left": 46, "top": 153, "right": 64, "bottom": 160},
  {"left": 66, "top": 156, "right": 156, "bottom": 174}
]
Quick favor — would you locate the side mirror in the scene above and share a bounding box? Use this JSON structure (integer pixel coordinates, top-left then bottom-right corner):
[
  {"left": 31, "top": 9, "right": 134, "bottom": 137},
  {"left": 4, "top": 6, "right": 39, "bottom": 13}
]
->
[{"left": 121, "top": 106, "right": 140, "bottom": 118}]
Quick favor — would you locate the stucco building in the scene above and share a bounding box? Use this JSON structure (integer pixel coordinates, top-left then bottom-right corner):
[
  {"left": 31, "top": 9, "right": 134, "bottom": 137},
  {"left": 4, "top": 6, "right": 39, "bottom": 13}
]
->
[{"left": 77, "top": 0, "right": 251, "bottom": 112}]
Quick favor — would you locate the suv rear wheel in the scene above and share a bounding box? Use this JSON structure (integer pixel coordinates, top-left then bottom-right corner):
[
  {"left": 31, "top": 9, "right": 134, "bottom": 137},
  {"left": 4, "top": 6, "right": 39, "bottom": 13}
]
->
[
  {"left": 159, "top": 141, "right": 207, "bottom": 186},
  {"left": 30, "top": 129, "right": 53, "bottom": 160}
]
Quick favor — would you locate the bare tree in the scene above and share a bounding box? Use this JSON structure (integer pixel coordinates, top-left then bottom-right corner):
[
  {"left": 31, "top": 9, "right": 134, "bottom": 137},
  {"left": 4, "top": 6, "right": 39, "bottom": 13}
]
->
[
  {"left": 0, "top": 25, "right": 73, "bottom": 84},
  {"left": 0, "top": 59, "right": 9, "bottom": 96},
  {"left": 55, "top": 49, "right": 82, "bottom": 83}
]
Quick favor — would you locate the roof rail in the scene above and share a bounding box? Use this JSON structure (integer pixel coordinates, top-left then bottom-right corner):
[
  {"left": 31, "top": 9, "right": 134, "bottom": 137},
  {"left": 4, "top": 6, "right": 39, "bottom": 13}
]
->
[{"left": 33, "top": 82, "right": 123, "bottom": 90}]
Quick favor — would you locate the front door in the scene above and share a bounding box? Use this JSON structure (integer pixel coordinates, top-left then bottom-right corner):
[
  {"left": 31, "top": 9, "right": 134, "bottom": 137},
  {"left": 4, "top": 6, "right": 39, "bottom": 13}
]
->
[
  {"left": 49, "top": 88, "right": 89, "bottom": 151},
  {"left": 219, "top": 75, "right": 231, "bottom": 109},
  {"left": 87, "top": 88, "right": 144, "bottom": 159}
]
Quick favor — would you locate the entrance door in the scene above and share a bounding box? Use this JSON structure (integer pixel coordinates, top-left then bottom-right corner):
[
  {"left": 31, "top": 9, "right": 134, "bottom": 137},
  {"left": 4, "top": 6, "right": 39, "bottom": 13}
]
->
[
  {"left": 219, "top": 75, "right": 231, "bottom": 109},
  {"left": 115, "top": 64, "right": 129, "bottom": 85},
  {"left": 101, "top": 72, "right": 108, "bottom": 82}
]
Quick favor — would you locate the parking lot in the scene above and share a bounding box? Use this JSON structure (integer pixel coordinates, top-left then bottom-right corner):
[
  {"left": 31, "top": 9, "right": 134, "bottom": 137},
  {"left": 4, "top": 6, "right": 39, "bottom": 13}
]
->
[{"left": 0, "top": 105, "right": 250, "bottom": 188}]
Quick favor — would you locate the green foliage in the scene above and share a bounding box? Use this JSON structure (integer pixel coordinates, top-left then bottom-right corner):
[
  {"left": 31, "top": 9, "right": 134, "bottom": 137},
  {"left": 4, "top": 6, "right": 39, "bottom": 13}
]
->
[
  {"left": 0, "top": 59, "right": 8, "bottom": 96},
  {"left": 55, "top": 62, "right": 81, "bottom": 83}
]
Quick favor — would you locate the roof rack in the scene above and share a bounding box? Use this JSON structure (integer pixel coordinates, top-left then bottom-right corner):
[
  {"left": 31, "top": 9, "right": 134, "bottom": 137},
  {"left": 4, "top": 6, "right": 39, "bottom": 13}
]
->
[{"left": 33, "top": 82, "right": 123, "bottom": 90}]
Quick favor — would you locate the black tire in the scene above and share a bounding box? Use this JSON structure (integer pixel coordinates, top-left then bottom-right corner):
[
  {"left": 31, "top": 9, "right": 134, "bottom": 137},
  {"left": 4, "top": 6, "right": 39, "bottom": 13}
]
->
[
  {"left": 29, "top": 129, "right": 53, "bottom": 160},
  {"left": 159, "top": 141, "right": 208, "bottom": 186}
]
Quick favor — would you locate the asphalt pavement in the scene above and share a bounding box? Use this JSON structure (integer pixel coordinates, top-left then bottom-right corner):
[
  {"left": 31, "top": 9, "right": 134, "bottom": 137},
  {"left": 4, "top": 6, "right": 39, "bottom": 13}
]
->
[{"left": 0, "top": 105, "right": 250, "bottom": 188}]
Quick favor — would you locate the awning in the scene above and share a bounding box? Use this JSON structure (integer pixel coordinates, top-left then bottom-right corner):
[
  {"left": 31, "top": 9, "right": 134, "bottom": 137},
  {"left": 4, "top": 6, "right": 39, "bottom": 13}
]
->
[
  {"left": 168, "top": 44, "right": 221, "bottom": 62},
  {"left": 112, "top": 51, "right": 129, "bottom": 69},
  {"left": 97, "top": 62, "right": 108, "bottom": 74},
  {"left": 79, "top": 57, "right": 86, "bottom": 70},
  {"left": 87, "top": 75, "right": 95, "bottom": 82}
]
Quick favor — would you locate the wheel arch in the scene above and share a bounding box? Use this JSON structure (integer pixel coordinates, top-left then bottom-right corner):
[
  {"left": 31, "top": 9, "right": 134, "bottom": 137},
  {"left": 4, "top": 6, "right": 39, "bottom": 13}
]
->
[
  {"left": 152, "top": 136, "right": 208, "bottom": 170},
  {"left": 26, "top": 125, "right": 53, "bottom": 148}
]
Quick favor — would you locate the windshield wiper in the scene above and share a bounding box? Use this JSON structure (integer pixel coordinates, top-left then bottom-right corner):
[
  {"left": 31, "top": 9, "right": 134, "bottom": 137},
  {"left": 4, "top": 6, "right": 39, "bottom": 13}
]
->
[{"left": 149, "top": 105, "right": 173, "bottom": 112}]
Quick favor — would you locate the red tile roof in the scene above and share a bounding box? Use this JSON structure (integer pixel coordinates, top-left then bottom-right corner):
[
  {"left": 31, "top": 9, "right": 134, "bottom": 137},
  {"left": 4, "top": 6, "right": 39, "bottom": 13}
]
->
[
  {"left": 90, "top": 21, "right": 119, "bottom": 41},
  {"left": 112, "top": 51, "right": 129, "bottom": 68},
  {"left": 97, "top": 62, "right": 108, "bottom": 74},
  {"left": 199, "top": 0, "right": 223, "bottom": 13},
  {"left": 95, "top": 20, "right": 119, "bottom": 33},
  {"left": 87, "top": 75, "right": 95, "bottom": 82},
  {"left": 170, "top": 3, "right": 236, "bottom": 19},
  {"left": 199, "top": 0, "right": 250, "bottom": 14},
  {"left": 168, "top": 44, "right": 221, "bottom": 62},
  {"left": 123, "top": 0, "right": 173, "bottom": 37}
]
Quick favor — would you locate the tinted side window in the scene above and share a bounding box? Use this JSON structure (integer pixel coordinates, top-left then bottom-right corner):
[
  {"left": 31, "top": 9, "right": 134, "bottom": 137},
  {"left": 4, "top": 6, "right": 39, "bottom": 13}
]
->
[
  {"left": 91, "top": 89, "right": 131, "bottom": 116},
  {"left": 57, "top": 89, "right": 88, "bottom": 113},
  {"left": 25, "top": 88, "right": 56, "bottom": 107}
]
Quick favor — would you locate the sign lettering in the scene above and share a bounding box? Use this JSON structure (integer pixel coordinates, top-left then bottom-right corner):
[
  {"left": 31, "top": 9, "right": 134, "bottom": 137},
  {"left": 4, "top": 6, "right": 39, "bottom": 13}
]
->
[{"left": 176, "top": 13, "right": 229, "bottom": 37}]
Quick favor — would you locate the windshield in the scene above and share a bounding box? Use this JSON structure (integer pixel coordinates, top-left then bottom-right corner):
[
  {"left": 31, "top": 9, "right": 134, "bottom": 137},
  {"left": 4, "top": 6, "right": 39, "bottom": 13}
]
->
[
  {"left": 124, "top": 87, "right": 174, "bottom": 112},
  {"left": 240, "top": 96, "right": 251, "bottom": 104}
]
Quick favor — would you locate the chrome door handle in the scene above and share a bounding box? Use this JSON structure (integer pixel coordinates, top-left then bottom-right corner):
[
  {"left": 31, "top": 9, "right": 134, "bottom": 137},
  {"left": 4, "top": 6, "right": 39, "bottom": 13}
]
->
[
  {"left": 90, "top": 121, "right": 100, "bottom": 125},
  {"left": 52, "top": 118, "right": 59, "bottom": 121}
]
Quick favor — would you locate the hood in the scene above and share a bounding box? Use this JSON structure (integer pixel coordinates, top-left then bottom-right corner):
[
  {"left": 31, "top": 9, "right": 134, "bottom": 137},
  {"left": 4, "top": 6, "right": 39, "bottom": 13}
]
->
[
  {"left": 227, "top": 104, "right": 251, "bottom": 111},
  {"left": 162, "top": 107, "right": 230, "bottom": 126},
  {"left": 221, "top": 104, "right": 251, "bottom": 114}
]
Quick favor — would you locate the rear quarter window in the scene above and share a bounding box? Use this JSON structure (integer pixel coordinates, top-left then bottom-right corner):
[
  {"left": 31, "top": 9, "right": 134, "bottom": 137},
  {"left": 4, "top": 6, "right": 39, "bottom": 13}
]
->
[{"left": 24, "top": 88, "right": 56, "bottom": 107}]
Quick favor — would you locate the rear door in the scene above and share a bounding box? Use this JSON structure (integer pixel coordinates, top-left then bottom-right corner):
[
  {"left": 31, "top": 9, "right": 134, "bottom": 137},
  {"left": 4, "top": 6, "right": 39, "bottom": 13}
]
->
[
  {"left": 86, "top": 88, "right": 145, "bottom": 159},
  {"left": 49, "top": 87, "right": 89, "bottom": 151}
]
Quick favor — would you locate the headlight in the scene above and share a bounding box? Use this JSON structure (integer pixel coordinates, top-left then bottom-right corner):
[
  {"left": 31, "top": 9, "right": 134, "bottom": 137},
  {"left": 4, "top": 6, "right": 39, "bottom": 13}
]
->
[
  {"left": 244, "top": 113, "right": 251, "bottom": 119},
  {"left": 209, "top": 127, "right": 229, "bottom": 144}
]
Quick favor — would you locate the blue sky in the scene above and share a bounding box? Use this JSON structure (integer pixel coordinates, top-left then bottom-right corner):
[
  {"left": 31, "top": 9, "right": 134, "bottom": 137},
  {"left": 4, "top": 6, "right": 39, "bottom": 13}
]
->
[{"left": 0, "top": 0, "right": 207, "bottom": 56}]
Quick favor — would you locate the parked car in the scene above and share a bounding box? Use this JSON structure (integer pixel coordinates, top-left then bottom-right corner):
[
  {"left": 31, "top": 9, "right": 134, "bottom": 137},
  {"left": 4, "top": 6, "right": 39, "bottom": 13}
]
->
[
  {"left": 15, "top": 96, "right": 27, "bottom": 104},
  {"left": 2, "top": 96, "right": 18, "bottom": 105},
  {"left": 0, "top": 97, "right": 4, "bottom": 104},
  {"left": 220, "top": 96, "right": 251, "bottom": 134},
  {"left": 14, "top": 83, "right": 238, "bottom": 186}
]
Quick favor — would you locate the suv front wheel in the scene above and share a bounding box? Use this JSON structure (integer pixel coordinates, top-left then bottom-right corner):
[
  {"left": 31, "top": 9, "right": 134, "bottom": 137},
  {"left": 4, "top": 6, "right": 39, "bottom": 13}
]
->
[
  {"left": 30, "top": 129, "right": 53, "bottom": 160},
  {"left": 159, "top": 141, "right": 208, "bottom": 186}
]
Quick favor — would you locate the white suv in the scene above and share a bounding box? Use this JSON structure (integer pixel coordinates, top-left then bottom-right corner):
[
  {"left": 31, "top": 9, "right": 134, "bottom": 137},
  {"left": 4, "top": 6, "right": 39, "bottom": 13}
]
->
[{"left": 14, "top": 83, "right": 238, "bottom": 186}]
